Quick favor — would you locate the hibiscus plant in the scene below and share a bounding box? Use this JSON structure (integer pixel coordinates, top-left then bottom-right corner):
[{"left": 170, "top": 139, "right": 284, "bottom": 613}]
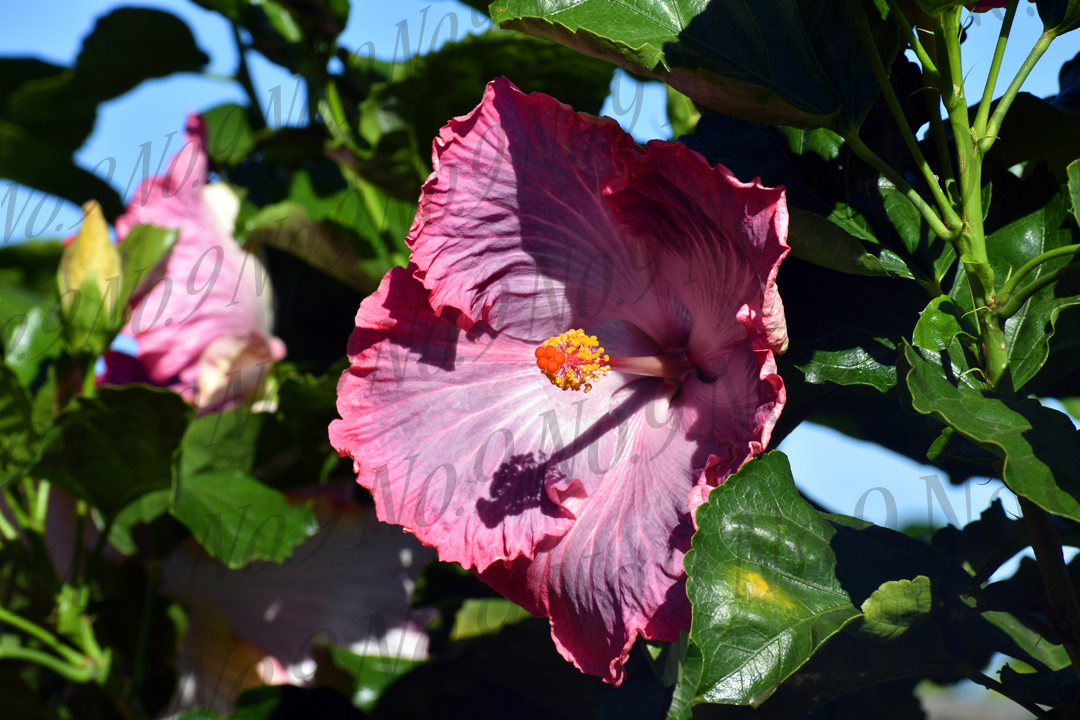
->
[{"left": 1, "top": 0, "right": 1080, "bottom": 718}]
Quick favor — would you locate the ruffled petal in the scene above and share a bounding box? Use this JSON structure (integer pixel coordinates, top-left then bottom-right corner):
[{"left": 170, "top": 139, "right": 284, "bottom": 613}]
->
[
  {"left": 407, "top": 77, "right": 683, "bottom": 347},
  {"left": 603, "top": 140, "right": 790, "bottom": 362}
]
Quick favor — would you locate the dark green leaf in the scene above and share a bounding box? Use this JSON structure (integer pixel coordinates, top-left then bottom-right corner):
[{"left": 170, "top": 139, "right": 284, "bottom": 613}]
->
[
  {"left": 35, "top": 386, "right": 192, "bottom": 518},
  {"left": 1037, "top": 0, "right": 1080, "bottom": 34},
  {"left": 1070, "top": 158, "right": 1080, "bottom": 223},
  {"left": 491, "top": 0, "right": 898, "bottom": 131},
  {"left": 201, "top": 103, "right": 258, "bottom": 167},
  {"left": 981, "top": 610, "right": 1071, "bottom": 671},
  {"left": 913, "top": 0, "right": 965, "bottom": 12},
  {"left": 912, "top": 296, "right": 976, "bottom": 352},
  {"left": 179, "top": 408, "right": 263, "bottom": 479},
  {"left": 788, "top": 208, "right": 891, "bottom": 277},
  {"left": 108, "top": 489, "right": 172, "bottom": 555},
  {"left": 900, "top": 341, "right": 1080, "bottom": 522},
  {"left": 170, "top": 469, "right": 317, "bottom": 568},
  {"left": 665, "top": 86, "right": 700, "bottom": 139},
  {"left": 985, "top": 93, "right": 1080, "bottom": 183},
  {"left": 0, "top": 361, "right": 37, "bottom": 484}
]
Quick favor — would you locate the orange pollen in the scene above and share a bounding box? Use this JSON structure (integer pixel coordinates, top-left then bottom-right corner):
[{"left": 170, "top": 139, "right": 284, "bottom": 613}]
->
[{"left": 533, "top": 329, "right": 610, "bottom": 393}]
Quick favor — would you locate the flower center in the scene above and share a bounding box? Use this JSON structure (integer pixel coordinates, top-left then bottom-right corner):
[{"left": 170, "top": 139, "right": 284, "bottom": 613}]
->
[
  {"left": 535, "top": 329, "right": 610, "bottom": 393},
  {"left": 534, "top": 329, "right": 694, "bottom": 393}
]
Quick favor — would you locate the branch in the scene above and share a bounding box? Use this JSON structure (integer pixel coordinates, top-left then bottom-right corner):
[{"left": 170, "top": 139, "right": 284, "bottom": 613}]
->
[
  {"left": 982, "top": 31, "right": 1055, "bottom": 152},
  {"left": 993, "top": 263, "right": 1080, "bottom": 319},
  {"left": 974, "top": 0, "right": 1020, "bottom": 136}
]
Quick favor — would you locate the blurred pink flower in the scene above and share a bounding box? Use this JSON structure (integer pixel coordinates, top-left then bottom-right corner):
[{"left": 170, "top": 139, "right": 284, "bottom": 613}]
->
[
  {"left": 330, "top": 78, "right": 788, "bottom": 684},
  {"left": 101, "top": 114, "right": 285, "bottom": 412}
]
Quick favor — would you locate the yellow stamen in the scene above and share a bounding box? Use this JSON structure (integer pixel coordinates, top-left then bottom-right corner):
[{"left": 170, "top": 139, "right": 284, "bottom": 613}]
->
[{"left": 534, "top": 329, "right": 610, "bottom": 393}]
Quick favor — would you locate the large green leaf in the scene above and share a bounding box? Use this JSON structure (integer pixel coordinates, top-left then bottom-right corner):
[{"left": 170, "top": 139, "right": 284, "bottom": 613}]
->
[
  {"left": 34, "top": 386, "right": 193, "bottom": 518},
  {"left": 178, "top": 408, "right": 263, "bottom": 479},
  {"left": 787, "top": 208, "right": 892, "bottom": 277},
  {"left": 684, "top": 451, "right": 967, "bottom": 706},
  {"left": 117, "top": 225, "right": 177, "bottom": 311},
  {"left": 490, "top": 0, "right": 898, "bottom": 132},
  {"left": 900, "top": 342, "right": 1080, "bottom": 522},
  {"left": 170, "top": 469, "right": 317, "bottom": 569}
]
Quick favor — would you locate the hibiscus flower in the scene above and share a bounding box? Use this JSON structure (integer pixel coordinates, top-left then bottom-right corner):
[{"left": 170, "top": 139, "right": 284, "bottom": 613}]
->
[
  {"left": 101, "top": 114, "right": 285, "bottom": 412},
  {"left": 329, "top": 78, "right": 789, "bottom": 684}
]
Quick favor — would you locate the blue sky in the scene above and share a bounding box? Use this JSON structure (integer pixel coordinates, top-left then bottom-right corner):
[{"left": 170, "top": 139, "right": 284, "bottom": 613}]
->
[{"left": 1, "top": 0, "right": 1077, "bottom": 531}]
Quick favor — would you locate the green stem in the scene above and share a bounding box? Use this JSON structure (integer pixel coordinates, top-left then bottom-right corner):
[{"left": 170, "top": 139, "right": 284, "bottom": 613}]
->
[
  {"left": 0, "top": 646, "right": 94, "bottom": 683},
  {"left": 957, "top": 661, "right": 1052, "bottom": 718},
  {"left": 0, "top": 605, "right": 84, "bottom": 665},
  {"left": 982, "top": 31, "right": 1055, "bottom": 152},
  {"left": 974, "top": 0, "right": 1019, "bottom": 136},
  {"left": 81, "top": 354, "right": 96, "bottom": 399},
  {"left": 996, "top": 244, "right": 1080, "bottom": 305},
  {"left": 1019, "top": 497, "right": 1080, "bottom": 681},
  {"left": 70, "top": 500, "right": 87, "bottom": 583},
  {"left": 883, "top": 0, "right": 939, "bottom": 82},
  {"left": 844, "top": 134, "right": 955, "bottom": 240},
  {"left": 231, "top": 23, "right": 267, "bottom": 130},
  {"left": 0, "top": 507, "right": 17, "bottom": 542},
  {"left": 993, "top": 264, "right": 1080, "bottom": 319},
  {"left": 32, "top": 481, "right": 49, "bottom": 530},
  {"left": 3, "top": 487, "right": 30, "bottom": 529},
  {"left": 849, "top": 0, "right": 962, "bottom": 231}
]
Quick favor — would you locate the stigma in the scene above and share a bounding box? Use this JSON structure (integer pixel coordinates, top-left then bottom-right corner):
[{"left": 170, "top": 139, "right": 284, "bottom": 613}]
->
[
  {"left": 533, "top": 329, "right": 695, "bottom": 392},
  {"left": 534, "top": 329, "right": 610, "bottom": 393}
]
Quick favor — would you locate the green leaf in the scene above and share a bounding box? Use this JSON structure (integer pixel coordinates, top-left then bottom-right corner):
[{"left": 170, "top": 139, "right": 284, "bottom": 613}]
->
[
  {"left": 685, "top": 451, "right": 864, "bottom": 705},
  {"left": 201, "top": 103, "right": 258, "bottom": 166},
  {"left": 912, "top": 296, "right": 976, "bottom": 352},
  {"left": 117, "top": 225, "right": 177, "bottom": 311},
  {"left": 848, "top": 577, "right": 932, "bottom": 643},
  {"left": 665, "top": 86, "right": 700, "bottom": 139},
  {"left": 2, "top": 305, "right": 64, "bottom": 389},
  {"left": 981, "top": 610, "right": 1071, "bottom": 672},
  {"left": 449, "top": 598, "right": 532, "bottom": 642},
  {"left": 108, "top": 489, "right": 171, "bottom": 555},
  {"left": 985, "top": 93, "right": 1080, "bottom": 183},
  {"left": 788, "top": 208, "right": 891, "bottom": 277},
  {"left": 324, "top": 644, "right": 424, "bottom": 713},
  {"left": 912, "top": 0, "right": 965, "bottom": 13},
  {"left": 685, "top": 451, "right": 968, "bottom": 706},
  {"left": 0, "top": 361, "right": 37, "bottom": 484},
  {"left": 491, "top": 0, "right": 898, "bottom": 131},
  {"left": 170, "top": 469, "right": 317, "bottom": 569},
  {"left": 34, "top": 386, "right": 193, "bottom": 518},
  {"left": 1037, "top": 0, "right": 1080, "bottom": 34},
  {"left": 1070, "top": 158, "right": 1080, "bottom": 223},
  {"left": 0, "top": 9, "right": 209, "bottom": 219},
  {"left": 179, "top": 408, "right": 263, "bottom": 479},
  {"left": 900, "top": 341, "right": 1080, "bottom": 522}
]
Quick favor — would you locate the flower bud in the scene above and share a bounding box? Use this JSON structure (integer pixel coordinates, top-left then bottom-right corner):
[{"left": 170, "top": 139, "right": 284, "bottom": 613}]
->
[{"left": 58, "top": 201, "right": 121, "bottom": 309}]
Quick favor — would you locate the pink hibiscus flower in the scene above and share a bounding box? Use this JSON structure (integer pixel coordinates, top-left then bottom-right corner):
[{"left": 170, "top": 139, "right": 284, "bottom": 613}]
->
[
  {"left": 102, "top": 114, "right": 285, "bottom": 412},
  {"left": 329, "top": 78, "right": 789, "bottom": 684}
]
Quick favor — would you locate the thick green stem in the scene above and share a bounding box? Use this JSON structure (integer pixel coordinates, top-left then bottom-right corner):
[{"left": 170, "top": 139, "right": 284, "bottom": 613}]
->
[
  {"left": 849, "top": 0, "right": 962, "bottom": 231},
  {"left": 997, "top": 244, "right": 1080, "bottom": 305},
  {"left": 32, "top": 481, "right": 49, "bottom": 530},
  {"left": 1019, "top": 497, "right": 1080, "bottom": 681},
  {"left": 844, "top": 134, "right": 954, "bottom": 240},
  {"left": 982, "top": 31, "right": 1055, "bottom": 152},
  {"left": 974, "top": 0, "right": 1019, "bottom": 136},
  {"left": 994, "top": 264, "right": 1080, "bottom": 319}
]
